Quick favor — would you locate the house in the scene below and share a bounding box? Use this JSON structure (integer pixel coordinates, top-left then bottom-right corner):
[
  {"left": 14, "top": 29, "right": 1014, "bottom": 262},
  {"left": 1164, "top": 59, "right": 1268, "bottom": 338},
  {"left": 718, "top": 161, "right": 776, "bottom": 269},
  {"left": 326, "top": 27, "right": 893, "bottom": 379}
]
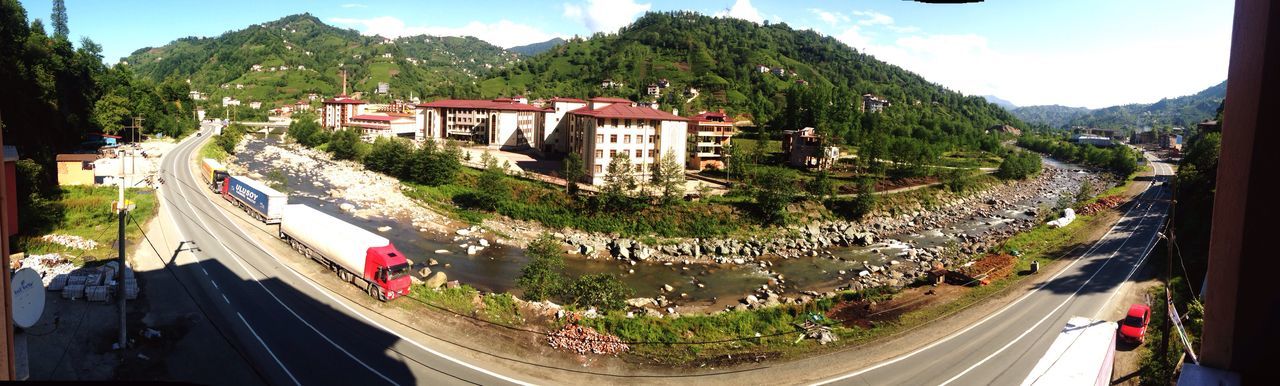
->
[
  {"left": 1162, "top": 134, "right": 1184, "bottom": 150},
  {"left": 235, "top": 84, "right": 244, "bottom": 90},
  {"left": 756, "top": 64, "right": 770, "bottom": 73},
  {"left": 782, "top": 127, "right": 839, "bottom": 170},
  {"left": 251, "top": 64, "right": 263, "bottom": 71},
  {"left": 381, "top": 53, "right": 392, "bottom": 58},
  {"left": 297, "top": 65, "right": 305, "bottom": 71},
  {"left": 307, "top": 93, "right": 320, "bottom": 101},
  {"left": 988, "top": 124, "right": 1022, "bottom": 136},
  {"left": 221, "top": 97, "right": 241, "bottom": 107},
  {"left": 862, "top": 94, "right": 890, "bottom": 113},
  {"left": 346, "top": 114, "right": 419, "bottom": 140},
  {"left": 321, "top": 96, "right": 368, "bottom": 130},
  {"left": 196, "top": 108, "right": 206, "bottom": 121},
  {"left": 294, "top": 100, "right": 312, "bottom": 112},
  {"left": 188, "top": 90, "right": 206, "bottom": 101},
  {"left": 564, "top": 97, "right": 689, "bottom": 186},
  {"left": 795, "top": 79, "right": 809, "bottom": 86},
  {"left": 657, "top": 79, "right": 670, "bottom": 88},
  {"left": 1197, "top": 120, "right": 1221, "bottom": 132},
  {"left": 646, "top": 84, "right": 661, "bottom": 96},
  {"left": 686, "top": 110, "right": 736, "bottom": 171},
  {"left": 415, "top": 98, "right": 546, "bottom": 150},
  {"left": 377, "top": 82, "right": 390, "bottom": 94},
  {"left": 601, "top": 79, "right": 621, "bottom": 89},
  {"left": 249, "top": 101, "right": 262, "bottom": 110},
  {"left": 773, "top": 67, "right": 788, "bottom": 77},
  {"left": 1070, "top": 134, "right": 1115, "bottom": 147},
  {"left": 56, "top": 153, "right": 100, "bottom": 186}
]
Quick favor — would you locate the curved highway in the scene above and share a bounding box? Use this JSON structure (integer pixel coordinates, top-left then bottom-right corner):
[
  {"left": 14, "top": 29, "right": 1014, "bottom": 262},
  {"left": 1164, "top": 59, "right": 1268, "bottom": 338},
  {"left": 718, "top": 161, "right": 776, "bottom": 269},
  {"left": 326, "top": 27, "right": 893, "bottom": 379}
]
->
[
  {"left": 158, "top": 124, "right": 531, "bottom": 386},
  {"left": 158, "top": 124, "right": 1173, "bottom": 385}
]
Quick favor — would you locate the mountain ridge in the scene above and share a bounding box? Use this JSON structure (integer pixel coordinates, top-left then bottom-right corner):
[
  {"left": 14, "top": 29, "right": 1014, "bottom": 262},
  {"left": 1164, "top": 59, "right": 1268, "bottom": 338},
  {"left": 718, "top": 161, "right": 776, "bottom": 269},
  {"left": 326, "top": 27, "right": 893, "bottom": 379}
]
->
[{"left": 1011, "top": 80, "right": 1226, "bottom": 129}]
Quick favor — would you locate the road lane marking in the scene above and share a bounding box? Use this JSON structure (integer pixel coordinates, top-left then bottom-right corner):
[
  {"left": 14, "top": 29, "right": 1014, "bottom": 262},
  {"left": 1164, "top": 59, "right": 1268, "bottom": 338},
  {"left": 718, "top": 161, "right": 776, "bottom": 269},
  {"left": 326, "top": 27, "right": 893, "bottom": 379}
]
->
[
  {"left": 223, "top": 294, "right": 232, "bottom": 304},
  {"left": 210, "top": 280, "right": 219, "bottom": 289},
  {"left": 238, "top": 312, "right": 301, "bottom": 386},
  {"left": 935, "top": 194, "right": 1165, "bottom": 386},
  {"left": 188, "top": 140, "right": 535, "bottom": 385},
  {"left": 812, "top": 163, "right": 1171, "bottom": 386},
  {"left": 173, "top": 135, "right": 402, "bottom": 386}
]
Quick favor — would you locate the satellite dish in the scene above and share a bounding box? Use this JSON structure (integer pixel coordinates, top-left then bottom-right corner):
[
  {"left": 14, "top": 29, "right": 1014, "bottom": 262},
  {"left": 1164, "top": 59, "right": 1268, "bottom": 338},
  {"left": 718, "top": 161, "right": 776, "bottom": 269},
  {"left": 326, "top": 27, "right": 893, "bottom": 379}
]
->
[{"left": 12, "top": 268, "right": 46, "bottom": 329}]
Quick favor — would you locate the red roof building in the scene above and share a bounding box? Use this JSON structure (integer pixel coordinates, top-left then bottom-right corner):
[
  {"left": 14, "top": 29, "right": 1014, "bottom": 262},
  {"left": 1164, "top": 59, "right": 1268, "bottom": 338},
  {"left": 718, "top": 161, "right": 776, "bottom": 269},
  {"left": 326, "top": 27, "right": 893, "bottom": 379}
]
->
[
  {"left": 564, "top": 99, "right": 690, "bottom": 186},
  {"left": 415, "top": 98, "right": 544, "bottom": 149},
  {"left": 322, "top": 96, "right": 368, "bottom": 130},
  {"left": 687, "top": 110, "right": 737, "bottom": 171}
]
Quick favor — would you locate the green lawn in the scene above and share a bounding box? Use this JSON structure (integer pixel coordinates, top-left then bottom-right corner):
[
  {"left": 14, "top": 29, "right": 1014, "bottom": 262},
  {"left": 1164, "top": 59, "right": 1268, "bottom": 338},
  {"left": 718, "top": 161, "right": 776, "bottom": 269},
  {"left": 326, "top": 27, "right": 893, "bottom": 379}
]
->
[{"left": 16, "top": 186, "right": 160, "bottom": 265}]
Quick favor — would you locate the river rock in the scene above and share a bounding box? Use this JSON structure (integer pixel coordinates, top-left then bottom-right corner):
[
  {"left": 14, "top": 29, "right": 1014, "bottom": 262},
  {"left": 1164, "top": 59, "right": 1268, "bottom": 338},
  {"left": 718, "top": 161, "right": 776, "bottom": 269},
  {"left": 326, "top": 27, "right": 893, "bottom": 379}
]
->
[
  {"left": 478, "top": 239, "right": 490, "bottom": 247},
  {"left": 339, "top": 203, "right": 356, "bottom": 212},
  {"left": 428, "top": 258, "right": 439, "bottom": 266},
  {"left": 424, "top": 272, "right": 448, "bottom": 289},
  {"left": 377, "top": 226, "right": 391, "bottom": 232}
]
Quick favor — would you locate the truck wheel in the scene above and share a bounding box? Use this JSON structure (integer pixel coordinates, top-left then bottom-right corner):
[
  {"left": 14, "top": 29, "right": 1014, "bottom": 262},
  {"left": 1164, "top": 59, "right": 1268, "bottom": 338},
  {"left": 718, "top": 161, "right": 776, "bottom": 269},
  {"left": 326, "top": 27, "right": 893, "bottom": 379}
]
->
[{"left": 367, "top": 284, "right": 379, "bottom": 300}]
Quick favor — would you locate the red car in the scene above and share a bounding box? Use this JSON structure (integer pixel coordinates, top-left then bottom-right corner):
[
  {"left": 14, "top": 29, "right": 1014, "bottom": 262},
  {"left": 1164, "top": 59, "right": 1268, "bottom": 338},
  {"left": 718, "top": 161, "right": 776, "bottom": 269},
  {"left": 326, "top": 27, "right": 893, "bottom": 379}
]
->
[{"left": 1119, "top": 304, "right": 1152, "bottom": 344}]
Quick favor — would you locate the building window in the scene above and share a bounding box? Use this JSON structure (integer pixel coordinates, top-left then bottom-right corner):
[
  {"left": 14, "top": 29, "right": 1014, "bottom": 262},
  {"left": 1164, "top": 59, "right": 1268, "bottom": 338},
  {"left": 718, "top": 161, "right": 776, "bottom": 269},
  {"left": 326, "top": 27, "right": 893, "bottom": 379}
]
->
[
  {"left": 611, "top": 119, "right": 619, "bottom": 127},
  {"left": 610, "top": 134, "right": 617, "bottom": 143},
  {"left": 595, "top": 150, "right": 603, "bottom": 158},
  {"left": 596, "top": 134, "right": 603, "bottom": 143},
  {"left": 595, "top": 165, "right": 602, "bottom": 173},
  {"left": 609, "top": 149, "right": 617, "bottom": 157},
  {"left": 649, "top": 135, "right": 656, "bottom": 143},
  {"left": 649, "top": 150, "right": 656, "bottom": 158},
  {"left": 624, "top": 119, "right": 632, "bottom": 127},
  {"left": 624, "top": 135, "right": 631, "bottom": 144},
  {"left": 634, "top": 149, "right": 642, "bottom": 158}
]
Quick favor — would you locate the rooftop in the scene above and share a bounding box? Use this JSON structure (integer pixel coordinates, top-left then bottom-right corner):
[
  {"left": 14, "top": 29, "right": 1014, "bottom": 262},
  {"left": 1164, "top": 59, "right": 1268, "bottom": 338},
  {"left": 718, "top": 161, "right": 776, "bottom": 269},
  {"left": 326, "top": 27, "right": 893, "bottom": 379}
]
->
[
  {"left": 57, "top": 153, "right": 100, "bottom": 162},
  {"left": 416, "top": 98, "right": 546, "bottom": 112},
  {"left": 570, "top": 103, "right": 688, "bottom": 121},
  {"left": 323, "top": 96, "right": 366, "bottom": 104}
]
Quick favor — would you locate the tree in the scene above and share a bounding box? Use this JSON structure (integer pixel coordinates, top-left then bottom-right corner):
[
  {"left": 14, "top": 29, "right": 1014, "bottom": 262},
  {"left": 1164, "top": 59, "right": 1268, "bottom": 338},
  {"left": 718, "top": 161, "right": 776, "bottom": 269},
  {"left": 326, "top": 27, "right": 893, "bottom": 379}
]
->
[
  {"left": 997, "top": 150, "right": 1041, "bottom": 180},
  {"left": 517, "top": 234, "right": 567, "bottom": 301},
  {"left": 562, "top": 152, "right": 584, "bottom": 195},
  {"left": 287, "top": 113, "right": 326, "bottom": 147},
  {"left": 650, "top": 150, "right": 685, "bottom": 204},
  {"left": 806, "top": 170, "right": 836, "bottom": 200},
  {"left": 601, "top": 154, "right": 637, "bottom": 209},
  {"left": 50, "top": 0, "right": 67, "bottom": 38},
  {"left": 750, "top": 166, "right": 800, "bottom": 225},
  {"left": 850, "top": 177, "right": 877, "bottom": 219},
  {"left": 563, "top": 273, "right": 633, "bottom": 312},
  {"left": 364, "top": 137, "right": 411, "bottom": 176},
  {"left": 327, "top": 128, "right": 361, "bottom": 161},
  {"left": 91, "top": 93, "right": 130, "bottom": 134}
]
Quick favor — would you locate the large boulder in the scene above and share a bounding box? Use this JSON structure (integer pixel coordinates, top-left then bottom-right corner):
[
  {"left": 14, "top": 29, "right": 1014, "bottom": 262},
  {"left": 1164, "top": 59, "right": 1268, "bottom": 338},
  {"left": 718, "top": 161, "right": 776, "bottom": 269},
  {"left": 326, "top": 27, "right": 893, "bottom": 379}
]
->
[{"left": 424, "top": 272, "right": 448, "bottom": 289}]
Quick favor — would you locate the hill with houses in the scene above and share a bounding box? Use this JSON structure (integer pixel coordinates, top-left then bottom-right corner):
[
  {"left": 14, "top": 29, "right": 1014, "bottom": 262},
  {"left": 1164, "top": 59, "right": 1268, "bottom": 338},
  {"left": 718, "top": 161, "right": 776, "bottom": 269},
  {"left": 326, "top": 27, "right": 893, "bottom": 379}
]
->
[{"left": 123, "top": 13, "right": 516, "bottom": 108}]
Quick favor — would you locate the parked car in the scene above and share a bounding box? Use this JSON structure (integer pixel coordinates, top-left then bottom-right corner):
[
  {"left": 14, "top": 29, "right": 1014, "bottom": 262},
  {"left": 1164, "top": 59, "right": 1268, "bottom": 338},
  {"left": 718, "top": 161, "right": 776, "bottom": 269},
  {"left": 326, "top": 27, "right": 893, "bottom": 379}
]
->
[{"left": 1119, "top": 304, "right": 1152, "bottom": 344}]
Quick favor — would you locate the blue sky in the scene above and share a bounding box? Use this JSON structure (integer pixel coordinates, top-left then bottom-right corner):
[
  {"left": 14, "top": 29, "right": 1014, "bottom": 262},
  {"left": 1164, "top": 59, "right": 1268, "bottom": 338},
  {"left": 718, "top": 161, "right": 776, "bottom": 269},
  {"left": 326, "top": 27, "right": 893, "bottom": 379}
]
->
[{"left": 20, "top": 0, "right": 1233, "bottom": 108}]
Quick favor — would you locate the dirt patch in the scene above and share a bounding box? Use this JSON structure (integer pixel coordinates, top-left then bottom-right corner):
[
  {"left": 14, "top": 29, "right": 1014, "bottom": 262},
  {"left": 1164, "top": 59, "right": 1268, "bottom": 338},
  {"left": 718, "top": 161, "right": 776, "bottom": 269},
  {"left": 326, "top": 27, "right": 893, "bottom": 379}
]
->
[
  {"left": 826, "top": 284, "right": 961, "bottom": 329},
  {"left": 951, "top": 254, "right": 1018, "bottom": 286}
]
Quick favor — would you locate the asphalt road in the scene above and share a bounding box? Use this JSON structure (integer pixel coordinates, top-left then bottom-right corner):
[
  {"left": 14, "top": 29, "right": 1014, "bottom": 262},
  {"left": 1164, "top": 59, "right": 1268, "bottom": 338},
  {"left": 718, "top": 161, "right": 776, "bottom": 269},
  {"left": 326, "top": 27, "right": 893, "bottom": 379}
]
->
[
  {"left": 812, "top": 155, "right": 1174, "bottom": 385},
  {"left": 156, "top": 125, "right": 1174, "bottom": 385},
  {"left": 157, "top": 125, "right": 530, "bottom": 386}
]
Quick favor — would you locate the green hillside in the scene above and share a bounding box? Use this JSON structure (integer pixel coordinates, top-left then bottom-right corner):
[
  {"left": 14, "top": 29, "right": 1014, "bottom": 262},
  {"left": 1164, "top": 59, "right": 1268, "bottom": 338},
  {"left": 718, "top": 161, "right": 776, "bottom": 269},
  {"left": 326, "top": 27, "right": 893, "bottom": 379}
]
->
[
  {"left": 1012, "top": 80, "right": 1226, "bottom": 129},
  {"left": 482, "top": 11, "right": 1021, "bottom": 153},
  {"left": 124, "top": 13, "right": 516, "bottom": 107}
]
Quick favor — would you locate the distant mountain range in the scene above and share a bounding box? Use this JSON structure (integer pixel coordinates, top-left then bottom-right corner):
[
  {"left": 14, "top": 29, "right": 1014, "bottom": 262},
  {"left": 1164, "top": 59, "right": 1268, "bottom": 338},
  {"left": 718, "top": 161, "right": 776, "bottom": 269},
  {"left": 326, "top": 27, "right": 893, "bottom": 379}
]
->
[
  {"left": 1010, "top": 80, "right": 1226, "bottom": 129},
  {"left": 981, "top": 95, "right": 1017, "bottom": 110},
  {"left": 508, "top": 38, "right": 565, "bottom": 56},
  {"left": 123, "top": 13, "right": 517, "bottom": 105}
]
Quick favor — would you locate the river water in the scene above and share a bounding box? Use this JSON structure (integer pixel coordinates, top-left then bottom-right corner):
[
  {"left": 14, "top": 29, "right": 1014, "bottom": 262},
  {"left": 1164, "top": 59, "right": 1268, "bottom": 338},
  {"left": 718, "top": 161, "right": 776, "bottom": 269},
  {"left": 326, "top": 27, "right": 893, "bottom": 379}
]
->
[{"left": 234, "top": 135, "right": 1090, "bottom": 308}]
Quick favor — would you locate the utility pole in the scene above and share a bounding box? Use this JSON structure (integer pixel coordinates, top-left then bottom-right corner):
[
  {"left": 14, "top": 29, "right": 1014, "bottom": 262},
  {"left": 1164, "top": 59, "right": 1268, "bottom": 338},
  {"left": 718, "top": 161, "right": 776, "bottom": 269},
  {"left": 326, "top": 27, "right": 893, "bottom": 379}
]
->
[{"left": 115, "top": 117, "right": 143, "bottom": 351}]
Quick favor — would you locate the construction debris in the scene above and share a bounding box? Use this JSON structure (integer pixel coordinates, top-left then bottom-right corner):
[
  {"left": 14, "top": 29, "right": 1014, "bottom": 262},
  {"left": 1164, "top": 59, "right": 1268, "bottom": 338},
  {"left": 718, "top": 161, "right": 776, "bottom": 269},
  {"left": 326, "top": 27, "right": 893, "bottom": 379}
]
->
[
  {"left": 1077, "top": 195, "right": 1126, "bottom": 216},
  {"left": 546, "top": 315, "right": 630, "bottom": 355},
  {"left": 39, "top": 234, "right": 100, "bottom": 250}
]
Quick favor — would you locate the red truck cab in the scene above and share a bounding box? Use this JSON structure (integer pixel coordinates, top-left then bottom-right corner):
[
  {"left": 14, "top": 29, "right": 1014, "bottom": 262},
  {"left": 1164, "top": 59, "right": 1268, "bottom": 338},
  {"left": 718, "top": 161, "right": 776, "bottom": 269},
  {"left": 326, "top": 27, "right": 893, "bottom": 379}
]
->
[{"left": 364, "top": 244, "right": 412, "bottom": 300}]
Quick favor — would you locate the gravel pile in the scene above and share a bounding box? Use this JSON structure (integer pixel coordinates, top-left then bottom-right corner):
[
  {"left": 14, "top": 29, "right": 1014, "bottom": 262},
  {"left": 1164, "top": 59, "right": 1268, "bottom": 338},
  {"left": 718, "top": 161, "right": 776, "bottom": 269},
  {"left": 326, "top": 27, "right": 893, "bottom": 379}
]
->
[
  {"left": 19, "top": 253, "right": 77, "bottom": 287},
  {"left": 546, "top": 323, "right": 630, "bottom": 355},
  {"left": 40, "top": 234, "right": 99, "bottom": 250}
]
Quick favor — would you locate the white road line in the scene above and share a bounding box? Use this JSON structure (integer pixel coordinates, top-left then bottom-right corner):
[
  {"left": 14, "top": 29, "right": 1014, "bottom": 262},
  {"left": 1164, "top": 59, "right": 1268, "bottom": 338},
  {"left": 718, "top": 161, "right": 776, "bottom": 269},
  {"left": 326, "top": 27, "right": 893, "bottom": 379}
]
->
[
  {"left": 189, "top": 138, "right": 535, "bottom": 385},
  {"left": 936, "top": 192, "right": 1165, "bottom": 386},
  {"left": 223, "top": 294, "right": 232, "bottom": 304},
  {"left": 210, "top": 280, "right": 219, "bottom": 289},
  {"left": 238, "top": 312, "right": 302, "bottom": 386},
  {"left": 200, "top": 267, "right": 209, "bottom": 275},
  {"left": 812, "top": 165, "right": 1168, "bottom": 386},
  {"left": 174, "top": 136, "right": 402, "bottom": 386}
]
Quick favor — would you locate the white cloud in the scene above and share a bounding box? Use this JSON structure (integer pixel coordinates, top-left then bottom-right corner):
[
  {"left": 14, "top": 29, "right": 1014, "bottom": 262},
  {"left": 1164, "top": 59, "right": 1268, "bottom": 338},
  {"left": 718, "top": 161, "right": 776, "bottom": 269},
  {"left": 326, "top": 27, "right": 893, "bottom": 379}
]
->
[
  {"left": 329, "top": 16, "right": 559, "bottom": 48},
  {"left": 851, "top": 10, "right": 893, "bottom": 26},
  {"left": 714, "top": 0, "right": 764, "bottom": 24},
  {"left": 809, "top": 8, "right": 849, "bottom": 26},
  {"left": 340, "top": 3, "right": 366, "bottom": 8},
  {"left": 562, "top": 0, "right": 652, "bottom": 33}
]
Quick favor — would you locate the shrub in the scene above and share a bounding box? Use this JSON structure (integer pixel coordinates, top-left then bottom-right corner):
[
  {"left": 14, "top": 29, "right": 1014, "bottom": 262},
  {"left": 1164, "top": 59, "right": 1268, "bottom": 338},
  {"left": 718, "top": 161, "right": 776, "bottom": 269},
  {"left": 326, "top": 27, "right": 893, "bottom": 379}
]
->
[
  {"left": 516, "top": 234, "right": 567, "bottom": 301},
  {"left": 563, "top": 273, "right": 633, "bottom": 312}
]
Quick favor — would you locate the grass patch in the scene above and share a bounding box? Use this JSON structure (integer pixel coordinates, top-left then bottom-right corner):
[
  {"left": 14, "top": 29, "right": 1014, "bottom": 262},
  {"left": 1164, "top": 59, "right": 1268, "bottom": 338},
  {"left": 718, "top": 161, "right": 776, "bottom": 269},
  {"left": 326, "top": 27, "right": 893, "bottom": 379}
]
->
[
  {"left": 200, "top": 140, "right": 230, "bottom": 161},
  {"left": 407, "top": 284, "right": 525, "bottom": 327},
  {"left": 14, "top": 186, "right": 160, "bottom": 266}
]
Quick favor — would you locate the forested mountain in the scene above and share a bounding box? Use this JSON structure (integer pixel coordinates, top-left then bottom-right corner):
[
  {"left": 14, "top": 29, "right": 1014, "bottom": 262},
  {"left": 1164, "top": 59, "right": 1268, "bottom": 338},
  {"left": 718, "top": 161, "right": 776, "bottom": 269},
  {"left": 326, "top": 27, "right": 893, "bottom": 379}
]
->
[
  {"left": 1012, "top": 80, "right": 1226, "bottom": 129},
  {"left": 482, "top": 11, "right": 1021, "bottom": 157},
  {"left": 509, "top": 37, "right": 565, "bottom": 56},
  {"left": 124, "top": 13, "right": 517, "bottom": 106}
]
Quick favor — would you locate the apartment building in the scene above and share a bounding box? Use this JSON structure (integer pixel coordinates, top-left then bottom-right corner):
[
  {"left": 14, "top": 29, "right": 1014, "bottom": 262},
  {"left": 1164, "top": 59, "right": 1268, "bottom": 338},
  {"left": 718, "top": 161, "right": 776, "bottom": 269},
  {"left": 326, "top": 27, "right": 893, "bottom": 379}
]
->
[
  {"left": 321, "top": 96, "right": 367, "bottom": 130},
  {"left": 686, "top": 111, "right": 736, "bottom": 171},
  {"left": 566, "top": 97, "right": 689, "bottom": 186},
  {"left": 539, "top": 97, "right": 588, "bottom": 155},
  {"left": 415, "top": 99, "right": 545, "bottom": 150},
  {"left": 346, "top": 114, "right": 419, "bottom": 140}
]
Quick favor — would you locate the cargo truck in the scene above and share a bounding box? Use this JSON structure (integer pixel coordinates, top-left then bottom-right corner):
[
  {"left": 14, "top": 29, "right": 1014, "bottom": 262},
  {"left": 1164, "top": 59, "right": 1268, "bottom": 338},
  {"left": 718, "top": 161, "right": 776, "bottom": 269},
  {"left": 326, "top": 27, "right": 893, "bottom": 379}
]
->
[
  {"left": 222, "top": 176, "right": 288, "bottom": 224},
  {"left": 1021, "top": 316, "right": 1118, "bottom": 386},
  {"left": 199, "top": 158, "right": 229, "bottom": 192},
  {"left": 278, "top": 204, "right": 411, "bottom": 300}
]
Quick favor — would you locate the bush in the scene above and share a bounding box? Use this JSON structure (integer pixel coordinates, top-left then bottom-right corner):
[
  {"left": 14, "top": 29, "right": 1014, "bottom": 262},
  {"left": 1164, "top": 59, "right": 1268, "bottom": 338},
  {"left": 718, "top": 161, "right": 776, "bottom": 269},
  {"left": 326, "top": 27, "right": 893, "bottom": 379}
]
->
[
  {"left": 287, "top": 114, "right": 327, "bottom": 147},
  {"left": 327, "top": 128, "right": 361, "bottom": 161},
  {"left": 997, "top": 150, "right": 1042, "bottom": 180},
  {"left": 516, "top": 234, "right": 567, "bottom": 301},
  {"left": 750, "top": 166, "right": 801, "bottom": 225},
  {"left": 363, "top": 137, "right": 411, "bottom": 175},
  {"left": 563, "top": 273, "right": 633, "bottom": 312},
  {"left": 943, "top": 168, "right": 979, "bottom": 193}
]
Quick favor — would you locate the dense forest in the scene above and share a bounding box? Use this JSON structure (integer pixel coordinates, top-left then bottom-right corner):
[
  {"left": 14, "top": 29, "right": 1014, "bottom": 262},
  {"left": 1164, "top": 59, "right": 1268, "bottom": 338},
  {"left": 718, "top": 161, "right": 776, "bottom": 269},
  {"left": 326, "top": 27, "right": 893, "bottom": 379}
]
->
[
  {"left": 1012, "top": 80, "right": 1226, "bottom": 129},
  {"left": 1, "top": 0, "right": 196, "bottom": 162},
  {"left": 482, "top": 11, "right": 1021, "bottom": 154},
  {"left": 123, "top": 13, "right": 517, "bottom": 106}
]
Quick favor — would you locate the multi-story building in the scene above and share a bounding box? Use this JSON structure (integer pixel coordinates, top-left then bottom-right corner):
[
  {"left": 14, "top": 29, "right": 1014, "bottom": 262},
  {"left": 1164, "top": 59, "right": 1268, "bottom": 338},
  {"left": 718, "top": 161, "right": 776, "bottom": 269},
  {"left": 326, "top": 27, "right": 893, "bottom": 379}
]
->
[
  {"left": 539, "top": 97, "right": 588, "bottom": 155},
  {"left": 321, "top": 96, "right": 367, "bottom": 130},
  {"left": 346, "top": 114, "right": 419, "bottom": 140},
  {"left": 686, "top": 110, "right": 736, "bottom": 170},
  {"left": 566, "top": 98, "right": 689, "bottom": 186},
  {"left": 862, "top": 94, "right": 890, "bottom": 113},
  {"left": 415, "top": 99, "right": 545, "bottom": 150},
  {"left": 782, "top": 127, "right": 840, "bottom": 170}
]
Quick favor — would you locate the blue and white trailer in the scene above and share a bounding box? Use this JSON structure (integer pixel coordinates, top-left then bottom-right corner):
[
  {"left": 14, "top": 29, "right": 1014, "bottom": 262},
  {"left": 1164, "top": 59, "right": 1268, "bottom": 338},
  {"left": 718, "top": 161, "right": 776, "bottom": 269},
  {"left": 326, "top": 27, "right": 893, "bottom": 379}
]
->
[{"left": 221, "top": 175, "right": 287, "bottom": 224}]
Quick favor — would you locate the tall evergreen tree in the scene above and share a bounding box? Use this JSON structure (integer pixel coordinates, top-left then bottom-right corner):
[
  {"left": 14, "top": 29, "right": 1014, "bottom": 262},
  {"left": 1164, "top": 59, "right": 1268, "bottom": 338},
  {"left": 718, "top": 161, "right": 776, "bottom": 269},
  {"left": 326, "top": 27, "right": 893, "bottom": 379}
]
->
[{"left": 51, "top": 0, "right": 67, "bottom": 38}]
